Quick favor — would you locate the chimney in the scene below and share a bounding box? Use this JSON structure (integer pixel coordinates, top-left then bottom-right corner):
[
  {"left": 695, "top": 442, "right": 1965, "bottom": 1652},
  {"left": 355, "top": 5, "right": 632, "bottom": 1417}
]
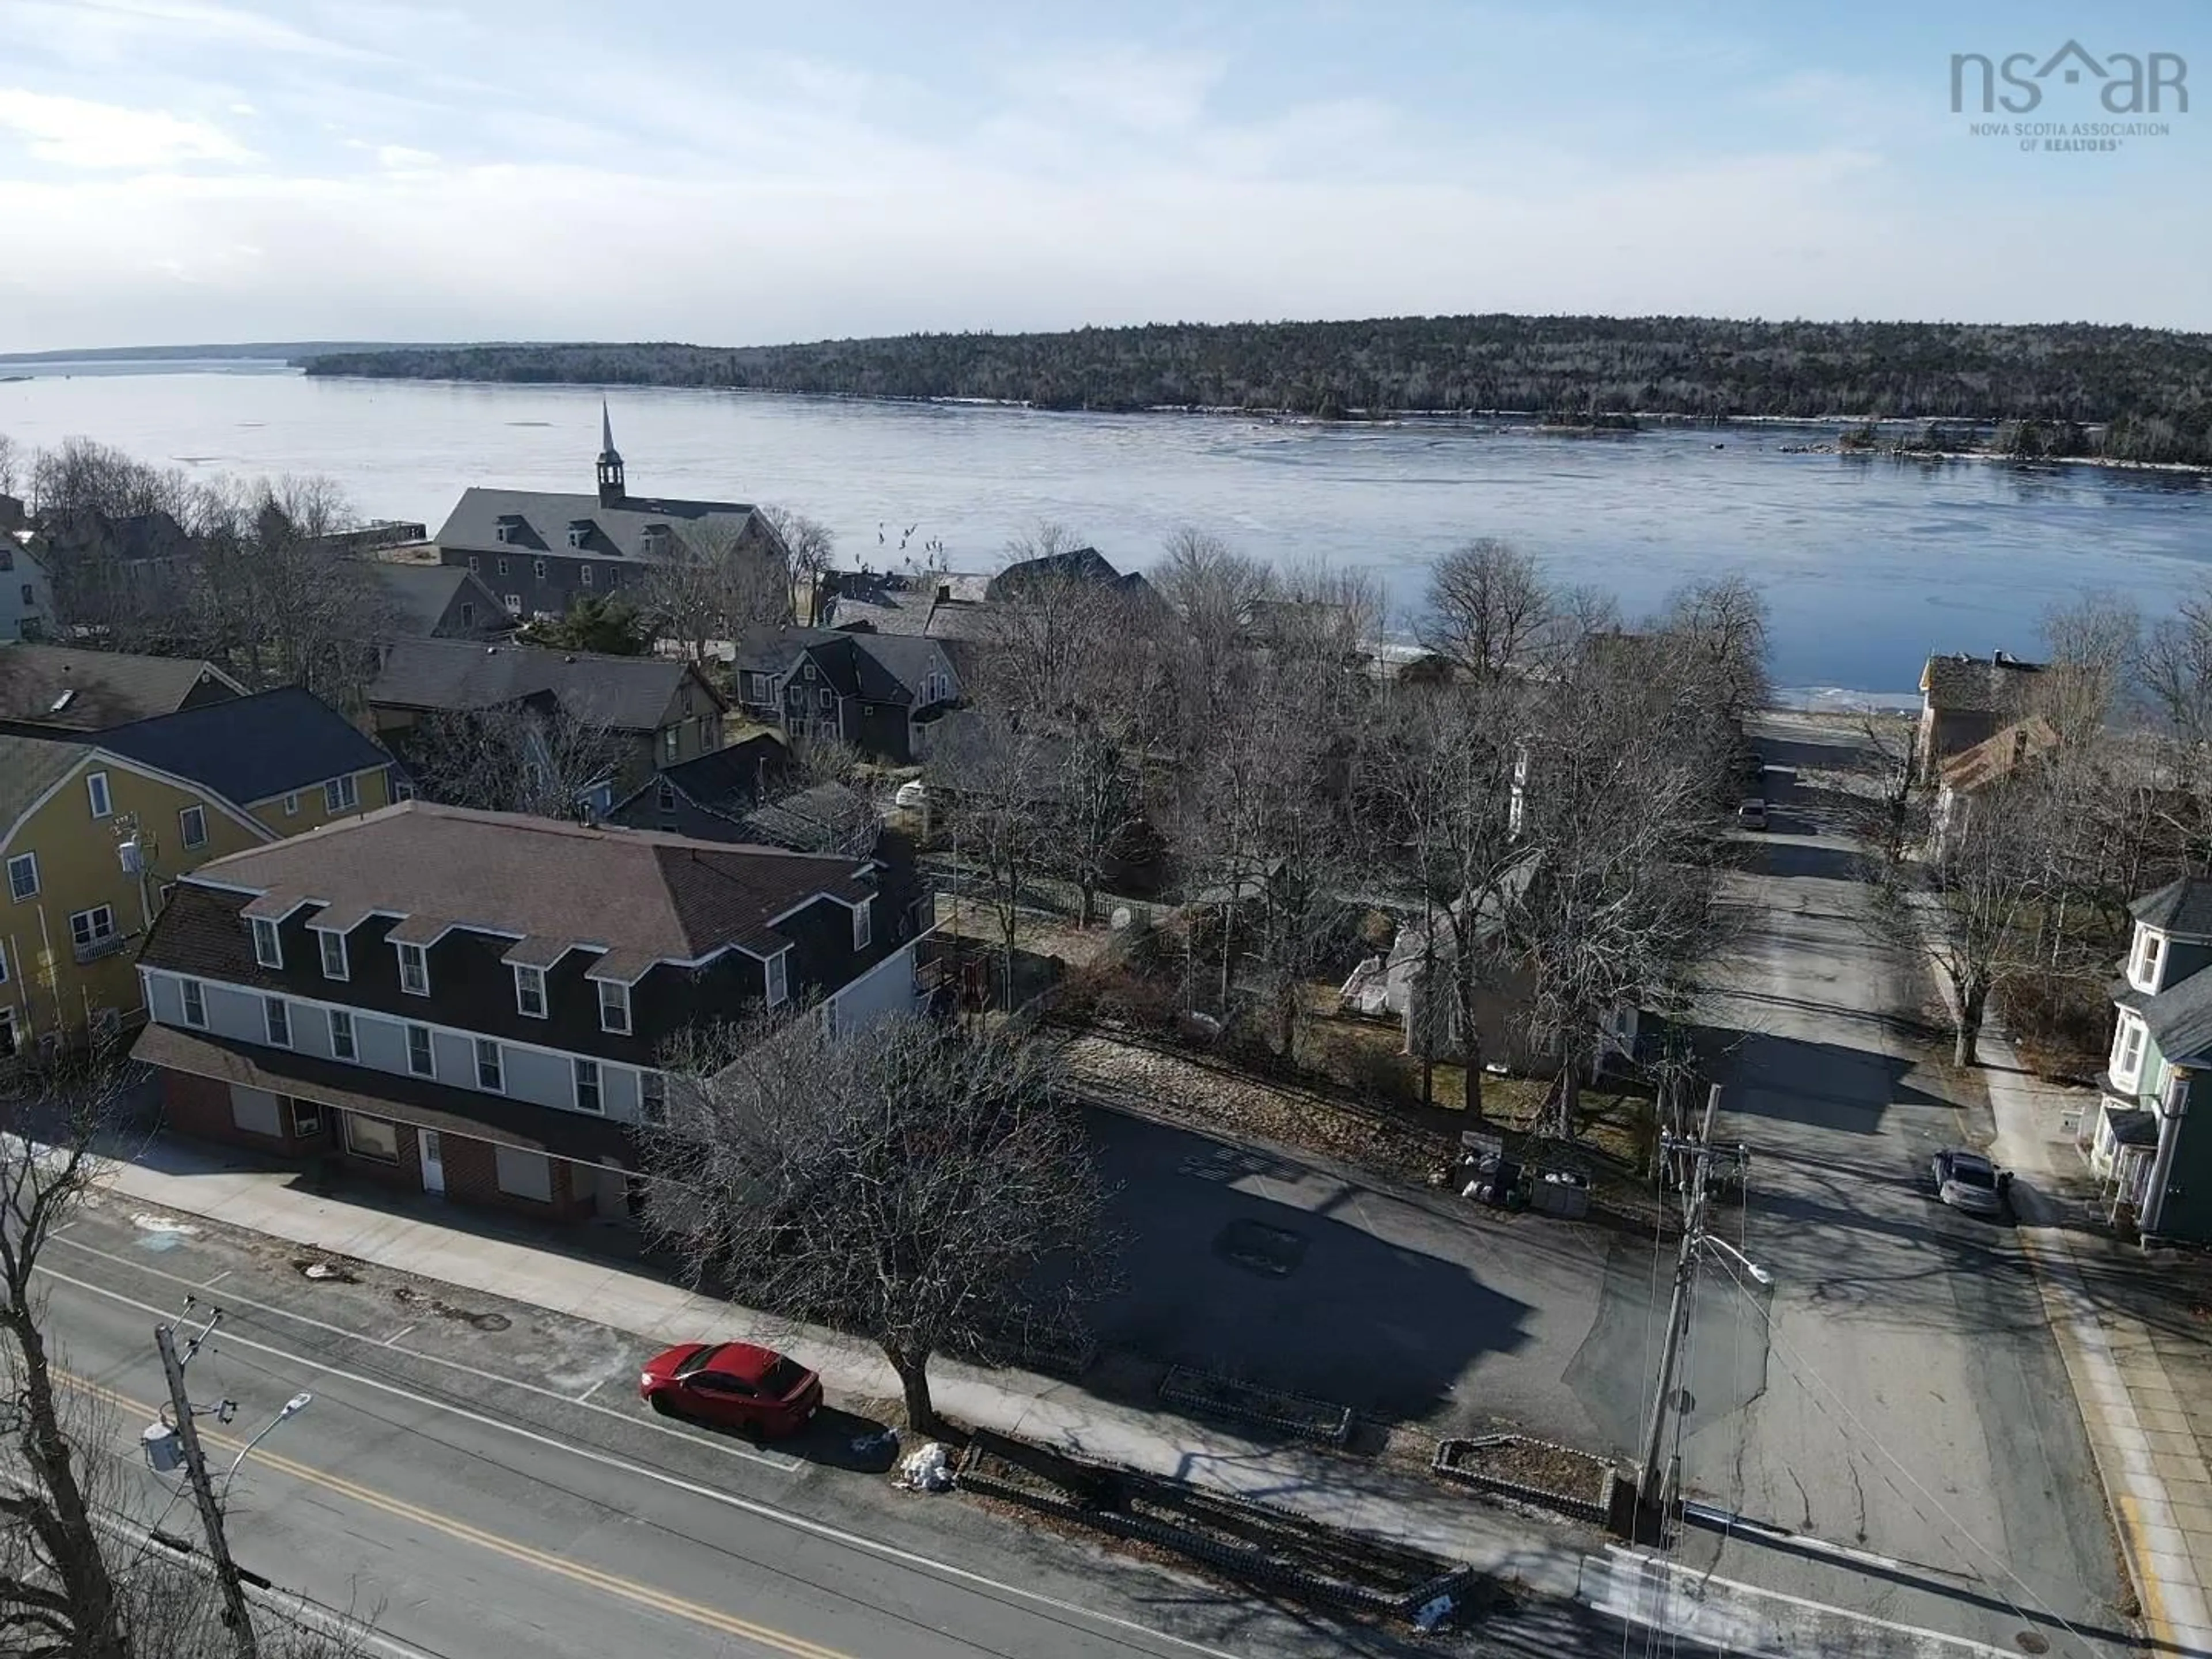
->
[
  {"left": 936, "top": 583, "right": 951, "bottom": 605},
  {"left": 2012, "top": 727, "right": 2029, "bottom": 767}
]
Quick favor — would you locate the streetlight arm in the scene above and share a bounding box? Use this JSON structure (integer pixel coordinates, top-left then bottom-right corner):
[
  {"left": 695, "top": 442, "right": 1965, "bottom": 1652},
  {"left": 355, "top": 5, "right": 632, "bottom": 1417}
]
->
[
  {"left": 1700, "top": 1233, "right": 1773, "bottom": 1286},
  {"left": 221, "top": 1394, "right": 312, "bottom": 1494}
]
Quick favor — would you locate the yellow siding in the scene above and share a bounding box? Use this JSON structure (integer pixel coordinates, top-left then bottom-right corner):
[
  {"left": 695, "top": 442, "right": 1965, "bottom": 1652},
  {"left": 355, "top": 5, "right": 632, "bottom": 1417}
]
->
[
  {"left": 0, "top": 759, "right": 269, "bottom": 1044},
  {"left": 244, "top": 765, "right": 393, "bottom": 837}
]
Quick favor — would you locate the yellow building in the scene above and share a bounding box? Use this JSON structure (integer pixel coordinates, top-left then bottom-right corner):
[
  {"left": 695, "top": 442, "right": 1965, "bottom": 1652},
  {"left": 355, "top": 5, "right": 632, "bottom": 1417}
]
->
[{"left": 0, "top": 687, "right": 393, "bottom": 1055}]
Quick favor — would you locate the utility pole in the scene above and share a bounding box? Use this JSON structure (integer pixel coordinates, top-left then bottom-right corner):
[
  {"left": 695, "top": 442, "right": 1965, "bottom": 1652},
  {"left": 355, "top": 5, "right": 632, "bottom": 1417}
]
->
[
  {"left": 1635, "top": 1082, "right": 1747, "bottom": 1541},
  {"left": 156, "top": 1304, "right": 259, "bottom": 1658}
]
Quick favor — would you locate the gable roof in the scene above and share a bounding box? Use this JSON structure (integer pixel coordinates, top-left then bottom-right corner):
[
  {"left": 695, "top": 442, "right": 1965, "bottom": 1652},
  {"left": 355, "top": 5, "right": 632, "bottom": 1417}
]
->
[
  {"left": 733, "top": 626, "right": 948, "bottom": 706},
  {"left": 0, "top": 645, "right": 244, "bottom": 732},
  {"left": 2132, "top": 878, "right": 2212, "bottom": 938},
  {"left": 986, "top": 546, "right": 1122, "bottom": 601},
  {"left": 1938, "top": 715, "right": 2060, "bottom": 795},
  {"left": 365, "top": 562, "right": 513, "bottom": 638},
  {"left": 368, "top": 638, "right": 726, "bottom": 731},
  {"left": 164, "top": 800, "right": 870, "bottom": 967},
  {"left": 0, "top": 731, "right": 94, "bottom": 836},
  {"left": 1919, "top": 652, "right": 2046, "bottom": 715},
  {"left": 94, "top": 686, "right": 392, "bottom": 807},
  {"left": 434, "top": 487, "right": 761, "bottom": 563},
  {"left": 611, "top": 733, "right": 791, "bottom": 825},
  {"left": 37, "top": 507, "right": 196, "bottom": 564}
]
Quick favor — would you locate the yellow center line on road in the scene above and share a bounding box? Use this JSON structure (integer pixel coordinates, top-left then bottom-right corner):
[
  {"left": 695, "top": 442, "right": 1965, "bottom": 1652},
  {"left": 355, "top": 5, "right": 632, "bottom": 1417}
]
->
[{"left": 60, "top": 1369, "right": 858, "bottom": 1659}]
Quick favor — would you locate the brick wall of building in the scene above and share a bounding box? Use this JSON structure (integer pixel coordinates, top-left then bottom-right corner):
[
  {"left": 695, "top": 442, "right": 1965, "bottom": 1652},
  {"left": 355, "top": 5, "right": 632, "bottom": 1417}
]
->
[
  {"left": 435, "top": 1130, "right": 596, "bottom": 1220},
  {"left": 158, "top": 1069, "right": 332, "bottom": 1158}
]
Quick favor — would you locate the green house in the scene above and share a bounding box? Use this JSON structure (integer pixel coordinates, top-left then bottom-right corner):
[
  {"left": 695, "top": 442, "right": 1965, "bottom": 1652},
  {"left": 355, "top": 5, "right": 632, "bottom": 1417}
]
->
[{"left": 2102, "top": 879, "right": 2212, "bottom": 1243}]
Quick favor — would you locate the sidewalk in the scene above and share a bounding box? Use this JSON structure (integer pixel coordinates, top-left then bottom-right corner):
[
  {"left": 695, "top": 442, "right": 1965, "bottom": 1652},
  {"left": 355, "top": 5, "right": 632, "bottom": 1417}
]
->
[
  {"left": 1925, "top": 963, "right": 2212, "bottom": 1656},
  {"left": 93, "top": 1131, "right": 1592, "bottom": 1600}
]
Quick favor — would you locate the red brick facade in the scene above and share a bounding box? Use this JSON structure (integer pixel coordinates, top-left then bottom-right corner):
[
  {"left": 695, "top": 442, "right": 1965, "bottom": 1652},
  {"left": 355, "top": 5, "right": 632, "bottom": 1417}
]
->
[{"left": 156, "top": 1066, "right": 604, "bottom": 1224}]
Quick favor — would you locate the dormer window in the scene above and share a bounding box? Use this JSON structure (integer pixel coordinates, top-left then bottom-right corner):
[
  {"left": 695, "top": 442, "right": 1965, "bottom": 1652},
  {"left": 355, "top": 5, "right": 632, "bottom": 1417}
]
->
[
  {"left": 2131, "top": 927, "right": 2167, "bottom": 994},
  {"left": 494, "top": 517, "right": 522, "bottom": 546},
  {"left": 567, "top": 521, "right": 593, "bottom": 550},
  {"left": 641, "top": 524, "right": 669, "bottom": 555}
]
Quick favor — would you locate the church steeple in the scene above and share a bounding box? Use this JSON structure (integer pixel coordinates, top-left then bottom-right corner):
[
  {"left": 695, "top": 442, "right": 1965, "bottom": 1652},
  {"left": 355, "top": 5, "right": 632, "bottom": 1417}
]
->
[{"left": 596, "top": 400, "right": 626, "bottom": 506}]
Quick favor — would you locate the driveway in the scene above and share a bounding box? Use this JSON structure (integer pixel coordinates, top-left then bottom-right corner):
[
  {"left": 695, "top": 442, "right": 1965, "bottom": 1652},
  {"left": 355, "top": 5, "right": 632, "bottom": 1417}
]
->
[{"left": 1661, "top": 715, "right": 2129, "bottom": 1649}]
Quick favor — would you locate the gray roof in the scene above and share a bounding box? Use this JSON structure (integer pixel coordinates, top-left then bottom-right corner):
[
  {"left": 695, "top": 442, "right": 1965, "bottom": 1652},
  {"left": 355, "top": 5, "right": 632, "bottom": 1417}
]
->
[
  {"left": 1920, "top": 652, "right": 2045, "bottom": 715},
  {"left": 0, "top": 732, "right": 92, "bottom": 832},
  {"left": 365, "top": 562, "right": 513, "bottom": 638},
  {"left": 95, "top": 687, "right": 391, "bottom": 808},
  {"left": 0, "top": 645, "right": 242, "bottom": 732},
  {"left": 611, "top": 734, "right": 791, "bottom": 824},
  {"left": 2133, "top": 878, "right": 2212, "bottom": 938},
  {"left": 2120, "top": 969, "right": 2212, "bottom": 1066},
  {"left": 434, "top": 486, "right": 761, "bottom": 563},
  {"left": 368, "top": 638, "right": 725, "bottom": 732},
  {"left": 734, "top": 626, "right": 948, "bottom": 706}
]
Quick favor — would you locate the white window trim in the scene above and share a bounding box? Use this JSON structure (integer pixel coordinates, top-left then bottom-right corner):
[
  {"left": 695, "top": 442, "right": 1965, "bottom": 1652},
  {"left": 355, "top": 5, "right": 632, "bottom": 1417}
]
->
[
  {"left": 766, "top": 949, "right": 789, "bottom": 1008},
  {"left": 396, "top": 941, "right": 430, "bottom": 997},
  {"left": 319, "top": 928, "right": 350, "bottom": 982},
  {"left": 181, "top": 977, "right": 206, "bottom": 1028},
  {"left": 2131, "top": 928, "right": 2167, "bottom": 994},
  {"left": 573, "top": 1057, "right": 603, "bottom": 1115},
  {"left": 87, "top": 771, "right": 111, "bottom": 818},
  {"left": 179, "top": 804, "right": 207, "bottom": 850},
  {"left": 328, "top": 1006, "right": 357, "bottom": 1062},
  {"left": 0, "top": 939, "right": 10, "bottom": 985},
  {"left": 251, "top": 916, "right": 282, "bottom": 969},
  {"left": 2111, "top": 1012, "right": 2148, "bottom": 1091},
  {"left": 8, "top": 851, "right": 39, "bottom": 902},
  {"left": 283, "top": 792, "right": 300, "bottom": 817},
  {"left": 406, "top": 1022, "right": 436, "bottom": 1078},
  {"left": 264, "top": 995, "right": 291, "bottom": 1048},
  {"left": 638, "top": 1068, "right": 666, "bottom": 1124},
  {"left": 324, "top": 774, "right": 360, "bottom": 814},
  {"left": 70, "top": 905, "right": 116, "bottom": 948},
  {"left": 597, "top": 978, "right": 631, "bottom": 1035},
  {"left": 851, "top": 900, "right": 872, "bottom": 953},
  {"left": 514, "top": 963, "right": 548, "bottom": 1018},
  {"left": 475, "top": 1037, "right": 505, "bottom": 1094}
]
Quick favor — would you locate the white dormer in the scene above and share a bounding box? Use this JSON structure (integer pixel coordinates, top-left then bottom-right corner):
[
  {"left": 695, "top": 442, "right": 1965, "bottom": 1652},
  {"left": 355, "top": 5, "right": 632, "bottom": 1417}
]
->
[{"left": 2128, "top": 923, "right": 2169, "bottom": 995}]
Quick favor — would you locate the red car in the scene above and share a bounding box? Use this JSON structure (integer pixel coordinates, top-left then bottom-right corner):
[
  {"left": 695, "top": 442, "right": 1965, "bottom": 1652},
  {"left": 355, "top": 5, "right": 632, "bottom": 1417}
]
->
[{"left": 638, "top": 1341, "right": 823, "bottom": 1437}]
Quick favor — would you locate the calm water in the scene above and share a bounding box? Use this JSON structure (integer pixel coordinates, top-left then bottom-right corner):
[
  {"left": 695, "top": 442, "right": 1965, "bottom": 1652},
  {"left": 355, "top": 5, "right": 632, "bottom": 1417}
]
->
[{"left": 2, "top": 361, "right": 2207, "bottom": 692}]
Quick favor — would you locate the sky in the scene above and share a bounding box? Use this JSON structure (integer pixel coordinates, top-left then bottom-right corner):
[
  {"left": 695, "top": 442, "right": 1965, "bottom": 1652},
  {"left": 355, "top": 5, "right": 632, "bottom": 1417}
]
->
[{"left": 0, "top": 0, "right": 2206, "bottom": 351}]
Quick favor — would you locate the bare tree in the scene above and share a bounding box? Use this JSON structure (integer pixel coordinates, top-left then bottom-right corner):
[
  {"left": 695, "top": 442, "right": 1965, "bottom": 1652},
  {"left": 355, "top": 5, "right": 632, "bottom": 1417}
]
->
[
  {"left": 1421, "top": 538, "right": 1549, "bottom": 681},
  {"left": 28, "top": 437, "right": 191, "bottom": 522},
  {"left": 759, "top": 506, "right": 836, "bottom": 626},
  {"left": 0, "top": 434, "right": 19, "bottom": 501},
  {"left": 2036, "top": 588, "right": 2141, "bottom": 747},
  {"left": 396, "top": 703, "right": 631, "bottom": 821},
  {"left": 638, "top": 1014, "right": 1116, "bottom": 1435},
  {"left": 1664, "top": 572, "right": 1773, "bottom": 725},
  {"left": 928, "top": 711, "right": 1050, "bottom": 1005},
  {"left": 1873, "top": 773, "right": 2048, "bottom": 1066},
  {"left": 637, "top": 517, "right": 792, "bottom": 661}
]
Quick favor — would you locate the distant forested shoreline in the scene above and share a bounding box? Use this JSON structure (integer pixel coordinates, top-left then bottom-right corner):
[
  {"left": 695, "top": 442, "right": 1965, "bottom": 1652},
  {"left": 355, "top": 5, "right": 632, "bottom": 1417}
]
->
[{"left": 300, "top": 315, "right": 2212, "bottom": 465}]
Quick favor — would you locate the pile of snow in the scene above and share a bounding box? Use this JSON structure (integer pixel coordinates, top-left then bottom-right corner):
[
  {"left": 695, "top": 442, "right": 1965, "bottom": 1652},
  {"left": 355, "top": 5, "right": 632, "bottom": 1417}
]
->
[{"left": 894, "top": 1441, "right": 955, "bottom": 1493}]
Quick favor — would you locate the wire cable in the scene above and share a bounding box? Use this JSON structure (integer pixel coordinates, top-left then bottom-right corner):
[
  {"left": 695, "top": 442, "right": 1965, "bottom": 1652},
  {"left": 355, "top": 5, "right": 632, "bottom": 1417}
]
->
[{"left": 1704, "top": 1248, "right": 2112, "bottom": 1659}]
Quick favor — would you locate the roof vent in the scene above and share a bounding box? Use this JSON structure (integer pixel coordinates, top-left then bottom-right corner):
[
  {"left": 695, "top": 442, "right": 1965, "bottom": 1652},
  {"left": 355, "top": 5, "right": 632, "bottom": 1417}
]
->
[
  {"left": 48, "top": 688, "right": 75, "bottom": 714},
  {"left": 564, "top": 655, "right": 577, "bottom": 664}
]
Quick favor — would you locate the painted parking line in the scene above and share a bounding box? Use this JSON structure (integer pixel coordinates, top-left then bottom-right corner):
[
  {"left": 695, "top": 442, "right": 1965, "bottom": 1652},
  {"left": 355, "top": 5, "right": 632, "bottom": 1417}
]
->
[
  {"left": 60, "top": 1369, "right": 854, "bottom": 1659},
  {"left": 47, "top": 1232, "right": 800, "bottom": 1472},
  {"left": 39, "top": 1260, "right": 1251, "bottom": 1659}
]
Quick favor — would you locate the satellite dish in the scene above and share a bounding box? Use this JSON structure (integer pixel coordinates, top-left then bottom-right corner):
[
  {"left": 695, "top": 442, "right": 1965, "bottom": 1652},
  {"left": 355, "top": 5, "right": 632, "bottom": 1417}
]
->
[{"left": 1111, "top": 907, "right": 1133, "bottom": 931}]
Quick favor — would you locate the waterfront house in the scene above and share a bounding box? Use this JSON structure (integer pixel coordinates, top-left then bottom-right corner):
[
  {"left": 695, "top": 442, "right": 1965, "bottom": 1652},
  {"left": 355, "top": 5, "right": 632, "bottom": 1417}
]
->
[
  {"left": 131, "top": 802, "right": 929, "bottom": 1220},
  {"left": 1917, "top": 650, "right": 2047, "bottom": 783},
  {"left": 430, "top": 404, "right": 788, "bottom": 623},
  {"left": 1933, "top": 715, "right": 2061, "bottom": 853},
  {"left": 0, "top": 687, "right": 393, "bottom": 1054}
]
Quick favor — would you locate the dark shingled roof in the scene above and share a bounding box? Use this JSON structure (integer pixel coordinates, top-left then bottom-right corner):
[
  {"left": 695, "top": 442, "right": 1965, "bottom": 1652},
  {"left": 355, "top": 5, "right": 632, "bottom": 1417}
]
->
[
  {"left": 434, "top": 487, "right": 762, "bottom": 563},
  {"left": 2133, "top": 878, "right": 2212, "bottom": 938},
  {"left": 627, "top": 733, "right": 791, "bottom": 819},
  {"left": 133, "top": 1023, "right": 637, "bottom": 1166},
  {"left": 1919, "top": 652, "right": 2046, "bottom": 715},
  {"left": 0, "top": 644, "right": 242, "bottom": 732},
  {"left": 94, "top": 687, "right": 391, "bottom": 808},
  {"left": 152, "top": 800, "right": 870, "bottom": 968},
  {"left": 732, "top": 627, "right": 950, "bottom": 706},
  {"left": 365, "top": 562, "right": 513, "bottom": 638},
  {"left": 368, "top": 638, "right": 726, "bottom": 732}
]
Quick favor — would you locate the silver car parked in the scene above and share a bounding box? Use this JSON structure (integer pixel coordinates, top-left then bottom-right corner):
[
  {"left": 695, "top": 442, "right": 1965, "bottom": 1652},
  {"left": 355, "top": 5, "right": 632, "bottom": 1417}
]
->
[{"left": 1931, "top": 1147, "right": 2007, "bottom": 1218}]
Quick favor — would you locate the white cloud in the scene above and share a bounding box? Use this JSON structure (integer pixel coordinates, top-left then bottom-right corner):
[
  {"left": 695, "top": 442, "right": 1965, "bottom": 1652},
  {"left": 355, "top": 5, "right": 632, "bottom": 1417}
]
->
[
  {"left": 376, "top": 144, "right": 437, "bottom": 170},
  {"left": 0, "top": 89, "right": 252, "bottom": 168},
  {"left": 229, "top": 101, "right": 257, "bottom": 116}
]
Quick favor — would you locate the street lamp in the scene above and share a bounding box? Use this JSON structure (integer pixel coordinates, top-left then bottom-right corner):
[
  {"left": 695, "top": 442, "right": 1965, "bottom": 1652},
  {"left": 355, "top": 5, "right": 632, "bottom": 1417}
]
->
[
  {"left": 1700, "top": 1233, "right": 1773, "bottom": 1287},
  {"left": 221, "top": 1392, "right": 313, "bottom": 1493}
]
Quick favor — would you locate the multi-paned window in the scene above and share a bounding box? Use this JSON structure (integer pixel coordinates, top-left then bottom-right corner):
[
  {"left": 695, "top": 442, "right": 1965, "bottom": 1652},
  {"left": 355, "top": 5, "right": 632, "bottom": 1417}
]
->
[
  {"left": 251, "top": 916, "right": 282, "bottom": 968},
  {"left": 181, "top": 978, "right": 206, "bottom": 1028},
  {"left": 396, "top": 941, "right": 430, "bottom": 996},
  {"left": 70, "top": 906, "right": 116, "bottom": 956},
  {"left": 319, "top": 929, "right": 349, "bottom": 980},
  {"left": 264, "top": 996, "right": 290, "bottom": 1048},
  {"left": 573, "top": 1058, "right": 603, "bottom": 1114},
  {"left": 476, "top": 1038, "right": 503, "bottom": 1092},
  {"left": 328, "top": 1007, "right": 356, "bottom": 1062},
  {"left": 639, "top": 1070, "right": 667, "bottom": 1124},
  {"left": 324, "top": 774, "right": 360, "bottom": 813},
  {"left": 178, "top": 805, "right": 207, "bottom": 849},
  {"left": 514, "top": 963, "right": 547, "bottom": 1018},
  {"left": 852, "top": 900, "right": 871, "bottom": 952},
  {"left": 766, "top": 950, "right": 788, "bottom": 1007},
  {"left": 7, "top": 853, "right": 38, "bottom": 902},
  {"left": 407, "top": 1022, "right": 435, "bottom": 1078},
  {"left": 598, "top": 978, "right": 631, "bottom": 1035}
]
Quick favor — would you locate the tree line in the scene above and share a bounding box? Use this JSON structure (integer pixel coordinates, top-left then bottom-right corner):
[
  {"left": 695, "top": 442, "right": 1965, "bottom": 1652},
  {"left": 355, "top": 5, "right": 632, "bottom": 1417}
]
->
[{"left": 300, "top": 315, "right": 2212, "bottom": 462}]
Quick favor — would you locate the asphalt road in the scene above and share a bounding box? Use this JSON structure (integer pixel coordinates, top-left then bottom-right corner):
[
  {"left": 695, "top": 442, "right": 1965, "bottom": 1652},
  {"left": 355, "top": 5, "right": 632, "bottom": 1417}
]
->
[
  {"left": 1661, "top": 716, "right": 2132, "bottom": 1655},
  {"left": 30, "top": 1202, "right": 1451, "bottom": 1659}
]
